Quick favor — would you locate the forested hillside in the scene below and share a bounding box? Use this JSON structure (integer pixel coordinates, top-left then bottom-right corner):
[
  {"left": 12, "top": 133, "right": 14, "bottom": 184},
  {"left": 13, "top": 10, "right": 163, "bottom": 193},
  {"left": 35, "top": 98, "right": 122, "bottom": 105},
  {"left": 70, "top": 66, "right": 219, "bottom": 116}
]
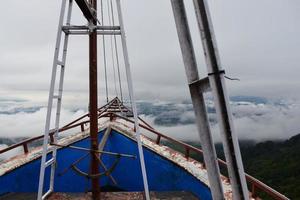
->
[
  {"left": 165, "top": 134, "right": 300, "bottom": 199},
  {"left": 240, "top": 134, "right": 300, "bottom": 199}
]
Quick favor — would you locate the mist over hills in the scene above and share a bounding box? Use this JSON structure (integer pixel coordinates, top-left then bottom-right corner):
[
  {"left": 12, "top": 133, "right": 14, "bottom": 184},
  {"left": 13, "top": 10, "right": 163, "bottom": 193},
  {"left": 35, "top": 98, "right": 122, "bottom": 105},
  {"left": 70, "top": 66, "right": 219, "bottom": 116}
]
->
[
  {"left": 240, "top": 133, "right": 300, "bottom": 199},
  {"left": 0, "top": 95, "right": 299, "bottom": 198},
  {"left": 137, "top": 95, "right": 270, "bottom": 127},
  {"left": 136, "top": 95, "right": 300, "bottom": 142},
  {"left": 164, "top": 134, "right": 300, "bottom": 199},
  {"left": 0, "top": 95, "right": 299, "bottom": 141}
]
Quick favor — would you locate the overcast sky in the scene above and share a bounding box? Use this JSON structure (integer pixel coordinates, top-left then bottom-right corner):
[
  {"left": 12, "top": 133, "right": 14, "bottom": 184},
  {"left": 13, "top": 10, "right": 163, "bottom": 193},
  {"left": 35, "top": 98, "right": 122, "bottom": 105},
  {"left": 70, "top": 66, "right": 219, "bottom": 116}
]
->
[
  {"left": 0, "top": 0, "right": 300, "bottom": 106},
  {"left": 1, "top": 0, "right": 300, "bottom": 146}
]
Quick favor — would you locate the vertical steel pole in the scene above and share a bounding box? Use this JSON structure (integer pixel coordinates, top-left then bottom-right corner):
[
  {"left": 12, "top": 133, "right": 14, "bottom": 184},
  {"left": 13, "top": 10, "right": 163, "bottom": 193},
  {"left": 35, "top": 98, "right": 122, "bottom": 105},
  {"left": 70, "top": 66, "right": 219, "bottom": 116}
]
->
[
  {"left": 89, "top": 0, "right": 100, "bottom": 199},
  {"left": 170, "top": 1, "right": 224, "bottom": 199},
  {"left": 116, "top": 1, "right": 150, "bottom": 199},
  {"left": 192, "top": 0, "right": 249, "bottom": 199}
]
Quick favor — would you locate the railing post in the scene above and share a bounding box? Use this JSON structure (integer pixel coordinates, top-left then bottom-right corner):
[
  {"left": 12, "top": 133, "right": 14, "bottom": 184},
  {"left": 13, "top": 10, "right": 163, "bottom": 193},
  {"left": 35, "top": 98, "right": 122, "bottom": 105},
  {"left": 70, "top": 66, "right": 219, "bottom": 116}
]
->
[
  {"left": 23, "top": 143, "right": 29, "bottom": 154},
  {"left": 80, "top": 123, "right": 85, "bottom": 132},
  {"left": 50, "top": 134, "right": 54, "bottom": 144},
  {"left": 185, "top": 148, "right": 190, "bottom": 159},
  {"left": 109, "top": 113, "right": 114, "bottom": 121},
  {"left": 156, "top": 135, "right": 161, "bottom": 144},
  {"left": 251, "top": 183, "right": 256, "bottom": 198}
]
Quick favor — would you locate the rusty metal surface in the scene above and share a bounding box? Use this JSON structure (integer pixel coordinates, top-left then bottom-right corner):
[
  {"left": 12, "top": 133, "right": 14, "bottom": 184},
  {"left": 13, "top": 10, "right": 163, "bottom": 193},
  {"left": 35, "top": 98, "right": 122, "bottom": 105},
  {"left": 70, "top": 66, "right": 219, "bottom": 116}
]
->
[
  {"left": 0, "top": 192, "right": 198, "bottom": 200},
  {"left": 0, "top": 193, "right": 37, "bottom": 200},
  {"left": 49, "top": 192, "right": 198, "bottom": 200},
  {"left": 88, "top": 0, "right": 100, "bottom": 198}
]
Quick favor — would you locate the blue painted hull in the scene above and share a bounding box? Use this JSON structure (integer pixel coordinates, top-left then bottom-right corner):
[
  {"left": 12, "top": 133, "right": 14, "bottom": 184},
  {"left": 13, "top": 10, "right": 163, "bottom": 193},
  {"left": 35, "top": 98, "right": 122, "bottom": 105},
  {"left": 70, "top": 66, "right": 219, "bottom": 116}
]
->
[{"left": 0, "top": 129, "right": 212, "bottom": 199}]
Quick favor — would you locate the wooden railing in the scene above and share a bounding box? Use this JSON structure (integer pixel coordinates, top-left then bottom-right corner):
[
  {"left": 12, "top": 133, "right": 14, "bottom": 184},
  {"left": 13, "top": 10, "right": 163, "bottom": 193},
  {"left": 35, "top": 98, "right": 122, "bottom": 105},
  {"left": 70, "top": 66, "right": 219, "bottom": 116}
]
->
[{"left": 0, "top": 111, "right": 289, "bottom": 200}]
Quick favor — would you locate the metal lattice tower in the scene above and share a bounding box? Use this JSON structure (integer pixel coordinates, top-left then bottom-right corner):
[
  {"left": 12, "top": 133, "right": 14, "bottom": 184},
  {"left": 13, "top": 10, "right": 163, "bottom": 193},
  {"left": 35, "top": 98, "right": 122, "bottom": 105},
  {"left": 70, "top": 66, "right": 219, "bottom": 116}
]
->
[
  {"left": 37, "top": 0, "right": 150, "bottom": 199},
  {"left": 171, "top": 0, "right": 249, "bottom": 200}
]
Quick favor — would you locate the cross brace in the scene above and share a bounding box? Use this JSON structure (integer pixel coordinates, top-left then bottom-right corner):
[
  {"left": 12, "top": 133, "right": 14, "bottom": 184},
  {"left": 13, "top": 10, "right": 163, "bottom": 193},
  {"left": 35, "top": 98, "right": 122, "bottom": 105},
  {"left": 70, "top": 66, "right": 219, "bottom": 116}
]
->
[
  {"left": 62, "top": 25, "right": 121, "bottom": 35},
  {"left": 74, "top": 0, "right": 97, "bottom": 23}
]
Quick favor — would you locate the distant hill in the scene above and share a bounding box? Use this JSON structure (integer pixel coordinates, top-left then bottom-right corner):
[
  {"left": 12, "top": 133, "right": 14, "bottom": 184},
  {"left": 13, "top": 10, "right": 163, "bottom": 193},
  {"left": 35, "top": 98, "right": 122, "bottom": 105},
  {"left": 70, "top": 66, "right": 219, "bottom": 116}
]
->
[
  {"left": 214, "top": 135, "right": 300, "bottom": 199},
  {"left": 1, "top": 133, "right": 299, "bottom": 199},
  {"left": 240, "top": 134, "right": 300, "bottom": 199},
  {"left": 166, "top": 134, "right": 300, "bottom": 199}
]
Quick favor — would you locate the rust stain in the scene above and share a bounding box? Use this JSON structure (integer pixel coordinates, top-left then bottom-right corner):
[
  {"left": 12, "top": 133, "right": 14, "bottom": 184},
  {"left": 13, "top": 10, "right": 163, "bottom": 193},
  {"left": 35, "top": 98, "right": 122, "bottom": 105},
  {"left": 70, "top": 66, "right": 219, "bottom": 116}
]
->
[
  {"left": 48, "top": 192, "right": 198, "bottom": 200},
  {"left": 0, "top": 120, "right": 237, "bottom": 199}
]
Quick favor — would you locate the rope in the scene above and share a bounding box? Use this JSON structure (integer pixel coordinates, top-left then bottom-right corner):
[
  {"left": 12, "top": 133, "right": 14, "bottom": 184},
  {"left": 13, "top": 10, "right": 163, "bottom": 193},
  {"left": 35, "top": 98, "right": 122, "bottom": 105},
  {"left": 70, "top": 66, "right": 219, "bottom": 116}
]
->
[
  {"left": 208, "top": 69, "right": 240, "bottom": 81},
  {"left": 224, "top": 75, "right": 240, "bottom": 81},
  {"left": 100, "top": 0, "right": 109, "bottom": 102},
  {"left": 110, "top": 0, "right": 124, "bottom": 102},
  {"left": 107, "top": 0, "right": 119, "bottom": 98}
]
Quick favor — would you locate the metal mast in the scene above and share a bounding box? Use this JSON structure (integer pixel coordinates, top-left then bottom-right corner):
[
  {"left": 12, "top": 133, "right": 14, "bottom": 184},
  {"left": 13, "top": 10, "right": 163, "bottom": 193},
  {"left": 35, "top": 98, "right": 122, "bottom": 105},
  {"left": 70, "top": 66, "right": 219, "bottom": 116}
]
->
[
  {"left": 170, "top": 1, "right": 224, "bottom": 199},
  {"left": 192, "top": 0, "right": 249, "bottom": 199},
  {"left": 171, "top": 0, "right": 249, "bottom": 199},
  {"left": 38, "top": 1, "right": 150, "bottom": 199},
  {"left": 88, "top": 0, "right": 100, "bottom": 199},
  {"left": 38, "top": 0, "right": 102, "bottom": 199}
]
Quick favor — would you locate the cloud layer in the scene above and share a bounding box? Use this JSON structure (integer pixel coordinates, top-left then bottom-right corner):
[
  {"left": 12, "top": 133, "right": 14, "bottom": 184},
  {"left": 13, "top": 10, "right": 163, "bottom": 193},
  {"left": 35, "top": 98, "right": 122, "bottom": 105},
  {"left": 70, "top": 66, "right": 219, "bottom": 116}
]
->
[
  {"left": 0, "top": 99, "right": 86, "bottom": 138},
  {"left": 1, "top": 95, "right": 300, "bottom": 144},
  {"left": 138, "top": 96, "right": 300, "bottom": 142}
]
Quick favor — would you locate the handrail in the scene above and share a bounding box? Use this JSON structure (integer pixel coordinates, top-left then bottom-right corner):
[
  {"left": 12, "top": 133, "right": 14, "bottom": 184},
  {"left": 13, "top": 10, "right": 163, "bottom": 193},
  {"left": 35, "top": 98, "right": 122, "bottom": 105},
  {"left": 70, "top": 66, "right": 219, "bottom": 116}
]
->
[
  {"left": 0, "top": 111, "right": 289, "bottom": 200},
  {"left": 0, "top": 120, "right": 87, "bottom": 155},
  {"left": 109, "top": 112, "right": 290, "bottom": 200}
]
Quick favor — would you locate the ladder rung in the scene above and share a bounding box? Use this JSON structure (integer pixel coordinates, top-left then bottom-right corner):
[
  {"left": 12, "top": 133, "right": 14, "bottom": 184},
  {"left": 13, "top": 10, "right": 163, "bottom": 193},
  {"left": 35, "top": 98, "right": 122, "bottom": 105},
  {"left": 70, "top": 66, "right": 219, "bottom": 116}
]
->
[
  {"left": 62, "top": 25, "right": 121, "bottom": 31},
  {"left": 45, "top": 158, "right": 55, "bottom": 167},
  {"left": 57, "top": 60, "right": 64, "bottom": 66},
  {"left": 53, "top": 95, "right": 61, "bottom": 99},
  {"left": 189, "top": 77, "right": 211, "bottom": 93},
  {"left": 66, "top": 30, "right": 121, "bottom": 35}
]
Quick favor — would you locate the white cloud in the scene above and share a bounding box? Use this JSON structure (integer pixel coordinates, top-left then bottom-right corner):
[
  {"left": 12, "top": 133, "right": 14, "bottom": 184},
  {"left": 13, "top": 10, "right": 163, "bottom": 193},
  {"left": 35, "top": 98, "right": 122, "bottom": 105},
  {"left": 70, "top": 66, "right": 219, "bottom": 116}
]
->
[
  {"left": 0, "top": 144, "right": 22, "bottom": 161},
  {"left": 139, "top": 99, "right": 300, "bottom": 143},
  {"left": 0, "top": 106, "right": 85, "bottom": 138}
]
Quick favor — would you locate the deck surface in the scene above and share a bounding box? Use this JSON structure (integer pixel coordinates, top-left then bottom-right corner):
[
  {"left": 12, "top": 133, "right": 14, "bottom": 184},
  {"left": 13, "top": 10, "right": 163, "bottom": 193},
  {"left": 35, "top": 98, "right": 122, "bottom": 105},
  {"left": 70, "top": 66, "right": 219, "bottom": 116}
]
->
[{"left": 0, "top": 191, "right": 198, "bottom": 200}]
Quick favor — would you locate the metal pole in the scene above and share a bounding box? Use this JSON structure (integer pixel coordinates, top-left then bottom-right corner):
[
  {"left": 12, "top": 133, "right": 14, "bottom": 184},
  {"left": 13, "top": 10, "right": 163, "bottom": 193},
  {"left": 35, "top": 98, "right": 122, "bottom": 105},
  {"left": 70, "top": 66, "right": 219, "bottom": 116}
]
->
[
  {"left": 116, "top": 1, "right": 150, "bottom": 199},
  {"left": 89, "top": 0, "right": 100, "bottom": 199},
  {"left": 170, "top": 1, "right": 224, "bottom": 199},
  {"left": 192, "top": 0, "right": 249, "bottom": 199}
]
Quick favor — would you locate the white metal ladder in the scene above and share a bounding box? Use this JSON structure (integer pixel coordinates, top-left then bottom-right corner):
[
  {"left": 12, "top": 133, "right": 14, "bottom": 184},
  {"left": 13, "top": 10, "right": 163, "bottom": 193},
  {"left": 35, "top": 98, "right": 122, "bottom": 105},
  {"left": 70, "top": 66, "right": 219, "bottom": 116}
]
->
[{"left": 37, "top": 0, "right": 73, "bottom": 199}]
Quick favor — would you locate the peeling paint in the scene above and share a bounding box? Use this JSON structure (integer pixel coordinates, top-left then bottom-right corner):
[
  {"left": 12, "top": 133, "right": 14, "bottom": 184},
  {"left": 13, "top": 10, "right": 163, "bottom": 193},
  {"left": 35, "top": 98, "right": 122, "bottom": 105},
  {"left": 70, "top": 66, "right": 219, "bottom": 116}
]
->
[
  {"left": 0, "top": 119, "right": 110, "bottom": 176},
  {"left": 110, "top": 120, "right": 236, "bottom": 199}
]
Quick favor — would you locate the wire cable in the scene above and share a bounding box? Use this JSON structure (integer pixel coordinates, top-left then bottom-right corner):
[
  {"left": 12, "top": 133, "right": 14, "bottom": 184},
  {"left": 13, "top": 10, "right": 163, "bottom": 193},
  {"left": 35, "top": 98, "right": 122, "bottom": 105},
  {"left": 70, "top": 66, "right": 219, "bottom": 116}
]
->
[
  {"left": 107, "top": 0, "right": 119, "bottom": 98},
  {"left": 110, "top": 0, "right": 124, "bottom": 102},
  {"left": 100, "top": 0, "right": 109, "bottom": 102},
  {"left": 101, "top": 0, "right": 109, "bottom": 103}
]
